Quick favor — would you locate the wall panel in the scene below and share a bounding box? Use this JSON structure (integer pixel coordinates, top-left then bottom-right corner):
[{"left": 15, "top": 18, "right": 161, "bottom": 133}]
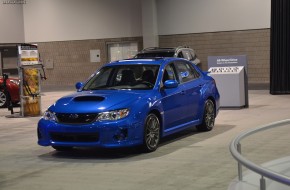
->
[
  {"left": 157, "top": 0, "right": 270, "bottom": 35},
  {"left": 0, "top": 3, "right": 24, "bottom": 43},
  {"left": 37, "top": 37, "right": 143, "bottom": 87},
  {"left": 160, "top": 29, "right": 270, "bottom": 87},
  {"left": 23, "top": 0, "right": 142, "bottom": 42}
]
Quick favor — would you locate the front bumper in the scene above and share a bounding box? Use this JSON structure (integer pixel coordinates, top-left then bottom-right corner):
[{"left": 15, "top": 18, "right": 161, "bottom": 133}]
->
[{"left": 37, "top": 118, "right": 144, "bottom": 148}]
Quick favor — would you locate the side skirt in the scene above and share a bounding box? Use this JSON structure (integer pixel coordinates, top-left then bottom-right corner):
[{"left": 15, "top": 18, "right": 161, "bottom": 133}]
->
[{"left": 162, "top": 119, "right": 201, "bottom": 137}]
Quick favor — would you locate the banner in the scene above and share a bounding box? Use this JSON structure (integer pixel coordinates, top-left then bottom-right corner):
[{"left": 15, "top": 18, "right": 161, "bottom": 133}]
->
[{"left": 22, "top": 68, "right": 41, "bottom": 116}]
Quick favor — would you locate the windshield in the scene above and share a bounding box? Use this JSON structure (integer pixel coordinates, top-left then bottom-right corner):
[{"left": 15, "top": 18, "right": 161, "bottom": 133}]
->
[
  {"left": 83, "top": 65, "right": 160, "bottom": 90},
  {"left": 134, "top": 52, "right": 175, "bottom": 58}
]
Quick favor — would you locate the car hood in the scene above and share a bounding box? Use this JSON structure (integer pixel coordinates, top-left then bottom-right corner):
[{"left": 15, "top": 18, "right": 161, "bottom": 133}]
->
[{"left": 49, "top": 90, "right": 151, "bottom": 113}]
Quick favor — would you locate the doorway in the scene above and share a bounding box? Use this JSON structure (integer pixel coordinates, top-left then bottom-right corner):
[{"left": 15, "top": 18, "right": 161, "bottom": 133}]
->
[{"left": 0, "top": 45, "right": 18, "bottom": 77}]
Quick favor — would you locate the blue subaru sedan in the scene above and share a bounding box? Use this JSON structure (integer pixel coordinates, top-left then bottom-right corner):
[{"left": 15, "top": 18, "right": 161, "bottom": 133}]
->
[{"left": 38, "top": 58, "right": 220, "bottom": 152}]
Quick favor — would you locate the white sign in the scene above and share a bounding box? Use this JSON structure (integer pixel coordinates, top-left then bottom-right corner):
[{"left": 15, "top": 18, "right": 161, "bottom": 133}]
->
[{"left": 18, "top": 44, "right": 39, "bottom": 66}]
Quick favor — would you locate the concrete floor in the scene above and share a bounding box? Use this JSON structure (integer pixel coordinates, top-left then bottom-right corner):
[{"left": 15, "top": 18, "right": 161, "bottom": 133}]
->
[{"left": 0, "top": 89, "right": 290, "bottom": 190}]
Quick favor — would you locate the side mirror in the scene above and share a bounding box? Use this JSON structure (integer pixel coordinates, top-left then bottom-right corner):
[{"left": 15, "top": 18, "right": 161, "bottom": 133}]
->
[
  {"left": 75, "top": 82, "right": 84, "bottom": 91},
  {"left": 164, "top": 80, "right": 178, "bottom": 89}
]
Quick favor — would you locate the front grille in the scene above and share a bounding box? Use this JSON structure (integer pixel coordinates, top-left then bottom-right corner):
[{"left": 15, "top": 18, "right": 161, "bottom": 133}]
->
[
  {"left": 50, "top": 132, "right": 99, "bottom": 143},
  {"left": 55, "top": 113, "right": 98, "bottom": 124}
]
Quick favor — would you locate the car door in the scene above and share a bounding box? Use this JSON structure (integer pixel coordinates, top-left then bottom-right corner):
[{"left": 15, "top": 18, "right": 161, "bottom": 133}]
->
[
  {"left": 174, "top": 61, "right": 202, "bottom": 122},
  {"left": 160, "top": 63, "right": 188, "bottom": 130}
]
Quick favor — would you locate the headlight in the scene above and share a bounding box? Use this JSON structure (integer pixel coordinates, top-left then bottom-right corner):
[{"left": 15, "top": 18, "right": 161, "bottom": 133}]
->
[
  {"left": 43, "top": 110, "right": 57, "bottom": 121},
  {"left": 9, "top": 79, "right": 20, "bottom": 86},
  {"left": 97, "top": 108, "right": 129, "bottom": 121}
]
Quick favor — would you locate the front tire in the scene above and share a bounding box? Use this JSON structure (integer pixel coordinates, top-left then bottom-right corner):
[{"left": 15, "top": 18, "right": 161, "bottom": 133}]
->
[
  {"left": 143, "top": 113, "right": 160, "bottom": 152},
  {"left": 196, "top": 99, "right": 215, "bottom": 132}
]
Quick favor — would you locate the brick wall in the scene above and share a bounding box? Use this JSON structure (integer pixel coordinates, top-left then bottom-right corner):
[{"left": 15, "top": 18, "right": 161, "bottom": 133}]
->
[
  {"left": 37, "top": 37, "right": 143, "bottom": 87},
  {"left": 159, "top": 29, "right": 270, "bottom": 87},
  {"left": 36, "top": 29, "right": 270, "bottom": 88}
]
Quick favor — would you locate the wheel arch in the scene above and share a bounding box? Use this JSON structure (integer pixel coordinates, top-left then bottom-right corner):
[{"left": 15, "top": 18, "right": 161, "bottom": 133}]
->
[
  {"left": 206, "top": 96, "right": 217, "bottom": 118},
  {"left": 148, "top": 109, "right": 163, "bottom": 137},
  {"left": 199, "top": 94, "right": 217, "bottom": 121},
  {"left": 0, "top": 89, "right": 9, "bottom": 108}
]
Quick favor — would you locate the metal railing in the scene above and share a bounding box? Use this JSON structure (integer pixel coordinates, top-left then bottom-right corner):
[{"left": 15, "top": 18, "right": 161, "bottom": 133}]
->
[{"left": 229, "top": 119, "right": 290, "bottom": 190}]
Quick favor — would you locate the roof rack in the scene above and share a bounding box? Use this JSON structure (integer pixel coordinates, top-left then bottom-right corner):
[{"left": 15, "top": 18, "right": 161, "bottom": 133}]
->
[
  {"left": 176, "top": 45, "right": 190, "bottom": 49},
  {"left": 141, "top": 47, "right": 175, "bottom": 51},
  {"left": 141, "top": 46, "right": 191, "bottom": 52}
]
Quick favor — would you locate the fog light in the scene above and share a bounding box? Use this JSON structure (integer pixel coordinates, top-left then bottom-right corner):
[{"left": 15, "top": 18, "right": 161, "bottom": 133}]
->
[{"left": 113, "top": 129, "right": 128, "bottom": 141}]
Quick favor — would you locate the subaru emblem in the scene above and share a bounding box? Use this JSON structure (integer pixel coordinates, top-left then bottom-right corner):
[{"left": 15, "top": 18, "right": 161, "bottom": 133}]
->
[{"left": 69, "top": 114, "right": 79, "bottom": 119}]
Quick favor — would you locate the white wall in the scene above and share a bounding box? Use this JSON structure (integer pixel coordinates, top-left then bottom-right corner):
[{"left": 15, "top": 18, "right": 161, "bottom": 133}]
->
[
  {"left": 157, "top": 0, "right": 271, "bottom": 35},
  {"left": 142, "top": 0, "right": 159, "bottom": 48},
  {"left": 0, "top": 3, "right": 25, "bottom": 43},
  {"left": 1, "top": 0, "right": 271, "bottom": 43},
  {"left": 23, "top": 0, "right": 143, "bottom": 42}
]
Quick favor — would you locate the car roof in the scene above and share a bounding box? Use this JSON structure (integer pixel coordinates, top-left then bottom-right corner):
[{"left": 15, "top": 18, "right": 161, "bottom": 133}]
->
[
  {"left": 107, "top": 58, "right": 179, "bottom": 66},
  {"left": 138, "top": 46, "right": 192, "bottom": 53},
  {"left": 139, "top": 47, "right": 176, "bottom": 53}
]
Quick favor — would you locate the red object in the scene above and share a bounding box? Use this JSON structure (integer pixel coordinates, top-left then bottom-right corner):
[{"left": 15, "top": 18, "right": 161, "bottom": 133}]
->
[{"left": 0, "top": 77, "right": 20, "bottom": 107}]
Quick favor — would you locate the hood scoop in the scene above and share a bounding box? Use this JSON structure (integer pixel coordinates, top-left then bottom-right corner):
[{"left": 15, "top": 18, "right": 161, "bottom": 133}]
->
[{"left": 73, "top": 96, "right": 105, "bottom": 102}]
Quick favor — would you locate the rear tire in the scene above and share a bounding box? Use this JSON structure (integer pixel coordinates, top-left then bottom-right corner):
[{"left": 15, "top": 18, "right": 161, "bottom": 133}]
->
[
  {"left": 142, "top": 113, "right": 160, "bottom": 152},
  {"left": 196, "top": 99, "right": 215, "bottom": 132}
]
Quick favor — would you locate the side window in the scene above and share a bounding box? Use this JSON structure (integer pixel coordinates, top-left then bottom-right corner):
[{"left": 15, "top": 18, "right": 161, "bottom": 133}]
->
[
  {"left": 177, "top": 51, "right": 184, "bottom": 58},
  {"left": 163, "top": 64, "right": 177, "bottom": 83},
  {"left": 191, "top": 65, "right": 201, "bottom": 79},
  {"left": 182, "top": 50, "right": 193, "bottom": 61},
  {"left": 189, "top": 49, "right": 197, "bottom": 60},
  {"left": 174, "top": 61, "right": 200, "bottom": 83}
]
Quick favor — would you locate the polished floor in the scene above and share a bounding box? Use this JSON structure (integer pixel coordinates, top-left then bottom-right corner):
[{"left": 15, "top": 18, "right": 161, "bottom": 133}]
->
[{"left": 0, "top": 89, "right": 290, "bottom": 190}]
